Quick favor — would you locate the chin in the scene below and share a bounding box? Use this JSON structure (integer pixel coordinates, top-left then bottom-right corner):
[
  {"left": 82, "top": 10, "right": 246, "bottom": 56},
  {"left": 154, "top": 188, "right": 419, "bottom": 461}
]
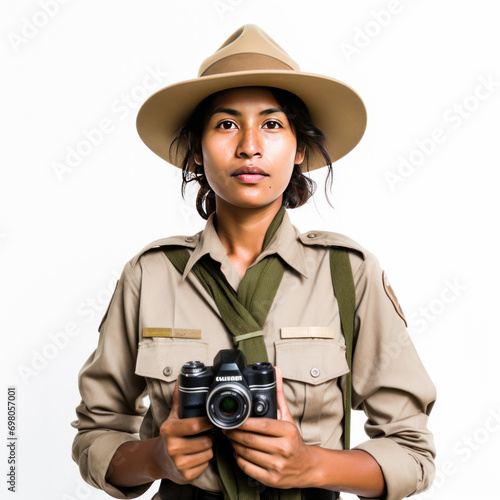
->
[
  {"left": 216, "top": 191, "right": 284, "bottom": 212},
  {"left": 235, "top": 200, "right": 282, "bottom": 211}
]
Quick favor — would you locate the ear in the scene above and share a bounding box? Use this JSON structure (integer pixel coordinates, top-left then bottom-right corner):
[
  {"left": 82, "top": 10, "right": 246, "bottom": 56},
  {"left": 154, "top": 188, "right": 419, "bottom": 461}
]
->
[
  {"left": 194, "top": 151, "right": 203, "bottom": 166},
  {"left": 294, "top": 146, "right": 305, "bottom": 166}
]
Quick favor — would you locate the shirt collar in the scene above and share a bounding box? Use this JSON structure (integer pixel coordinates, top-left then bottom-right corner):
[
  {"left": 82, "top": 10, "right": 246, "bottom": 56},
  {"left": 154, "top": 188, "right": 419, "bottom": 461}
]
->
[
  {"left": 181, "top": 213, "right": 227, "bottom": 281},
  {"left": 181, "top": 210, "right": 309, "bottom": 283},
  {"left": 249, "top": 210, "right": 309, "bottom": 278}
]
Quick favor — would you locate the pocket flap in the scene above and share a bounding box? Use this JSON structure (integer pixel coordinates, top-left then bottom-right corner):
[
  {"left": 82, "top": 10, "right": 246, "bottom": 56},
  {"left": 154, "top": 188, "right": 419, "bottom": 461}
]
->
[
  {"left": 275, "top": 339, "right": 349, "bottom": 386},
  {"left": 136, "top": 339, "right": 209, "bottom": 382}
]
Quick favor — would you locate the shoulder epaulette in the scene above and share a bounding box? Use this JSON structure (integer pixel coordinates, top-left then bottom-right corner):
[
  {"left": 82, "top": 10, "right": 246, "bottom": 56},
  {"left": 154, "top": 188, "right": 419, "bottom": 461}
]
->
[
  {"left": 298, "top": 230, "right": 368, "bottom": 260},
  {"left": 130, "top": 233, "right": 200, "bottom": 268}
]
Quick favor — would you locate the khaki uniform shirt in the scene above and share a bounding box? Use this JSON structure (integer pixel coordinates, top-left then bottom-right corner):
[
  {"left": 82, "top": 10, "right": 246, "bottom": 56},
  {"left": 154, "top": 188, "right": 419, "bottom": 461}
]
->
[{"left": 72, "top": 211, "right": 436, "bottom": 500}]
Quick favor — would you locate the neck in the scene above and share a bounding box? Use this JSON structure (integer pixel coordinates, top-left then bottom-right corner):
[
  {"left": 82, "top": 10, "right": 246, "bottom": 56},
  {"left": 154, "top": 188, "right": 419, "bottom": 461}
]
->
[{"left": 214, "top": 198, "right": 283, "bottom": 278}]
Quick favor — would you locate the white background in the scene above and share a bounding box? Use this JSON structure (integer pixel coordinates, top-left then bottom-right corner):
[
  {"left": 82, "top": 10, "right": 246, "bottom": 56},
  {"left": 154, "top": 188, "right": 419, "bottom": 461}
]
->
[{"left": 2, "top": 0, "right": 500, "bottom": 499}]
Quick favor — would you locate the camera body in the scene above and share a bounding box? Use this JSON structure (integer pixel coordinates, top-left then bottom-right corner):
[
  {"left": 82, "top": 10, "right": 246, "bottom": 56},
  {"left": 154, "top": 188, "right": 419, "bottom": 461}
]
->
[{"left": 178, "top": 349, "right": 277, "bottom": 429}]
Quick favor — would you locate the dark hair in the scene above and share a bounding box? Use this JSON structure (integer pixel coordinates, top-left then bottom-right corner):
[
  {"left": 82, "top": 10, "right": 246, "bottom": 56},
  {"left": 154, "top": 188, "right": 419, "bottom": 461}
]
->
[{"left": 171, "top": 87, "right": 333, "bottom": 219}]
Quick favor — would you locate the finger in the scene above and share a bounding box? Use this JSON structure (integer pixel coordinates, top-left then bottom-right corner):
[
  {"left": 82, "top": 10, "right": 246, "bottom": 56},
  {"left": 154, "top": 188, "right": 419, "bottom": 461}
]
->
[
  {"left": 171, "top": 451, "right": 213, "bottom": 483},
  {"left": 226, "top": 421, "right": 296, "bottom": 452},
  {"left": 233, "top": 453, "right": 275, "bottom": 487},
  {"left": 227, "top": 416, "right": 285, "bottom": 438},
  {"left": 226, "top": 428, "right": 274, "bottom": 451},
  {"left": 274, "top": 366, "right": 294, "bottom": 423},
  {"left": 177, "top": 432, "right": 214, "bottom": 453},
  {"left": 166, "top": 432, "right": 214, "bottom": 461},
  {"left": 173, "top": 446, "right": 214, "bottom": 471},
  {"left": 162, "top": 415, "right": 214, "bottom": 440},
  {"left": 231, "top": 439, "right": 273, "bottom": 466},
  {"left": 231, "top": 442, "right": 280, "bottom": 483},
  {"left": 177, "top": 461, "right": 211, "bottom": 482}
]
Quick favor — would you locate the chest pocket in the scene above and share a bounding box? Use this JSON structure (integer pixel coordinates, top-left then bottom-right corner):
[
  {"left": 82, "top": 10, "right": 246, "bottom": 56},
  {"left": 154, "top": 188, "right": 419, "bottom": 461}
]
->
[
  {"left": 135, "top": 338, "right": 209, "bottom": 425},
  {"left": 275, "top": 339, "right": 349, "bottom": 445}
]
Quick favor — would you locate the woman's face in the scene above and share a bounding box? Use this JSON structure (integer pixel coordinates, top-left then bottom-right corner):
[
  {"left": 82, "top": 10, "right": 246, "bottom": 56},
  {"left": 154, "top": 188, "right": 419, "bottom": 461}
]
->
[{"left": 195, "top": 87, "right": 304, "bottom": 212}]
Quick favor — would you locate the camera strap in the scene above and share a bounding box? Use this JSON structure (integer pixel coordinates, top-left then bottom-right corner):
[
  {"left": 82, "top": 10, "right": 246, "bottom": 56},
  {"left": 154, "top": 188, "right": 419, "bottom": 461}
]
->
[
  {"left": 329, "top": 248, "right": 356, "bottom": 451},
  {"left": 162, "top": 206, "right": 356, "bottom": 499}
]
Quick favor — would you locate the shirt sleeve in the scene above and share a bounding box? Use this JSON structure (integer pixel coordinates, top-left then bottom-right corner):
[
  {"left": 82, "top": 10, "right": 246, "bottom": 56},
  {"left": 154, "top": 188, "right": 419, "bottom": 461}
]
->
[
  {"left": 71, "top": 261, "right": 151, "bottom": 499},
  {"left": 350, "top": 253, "right": 436, "bottom": 500}
]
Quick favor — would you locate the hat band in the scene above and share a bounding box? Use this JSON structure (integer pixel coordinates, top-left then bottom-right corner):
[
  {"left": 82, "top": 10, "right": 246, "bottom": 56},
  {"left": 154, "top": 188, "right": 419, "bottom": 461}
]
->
[{"left": 200, "top": 53, "right": 295, "bottom": 77}]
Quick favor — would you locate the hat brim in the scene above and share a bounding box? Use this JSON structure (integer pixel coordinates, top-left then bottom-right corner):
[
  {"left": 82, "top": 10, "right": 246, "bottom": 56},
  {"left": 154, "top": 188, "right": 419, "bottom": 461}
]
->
[{"left": 136, "top": 69, "right": 367, "bottom": 172}]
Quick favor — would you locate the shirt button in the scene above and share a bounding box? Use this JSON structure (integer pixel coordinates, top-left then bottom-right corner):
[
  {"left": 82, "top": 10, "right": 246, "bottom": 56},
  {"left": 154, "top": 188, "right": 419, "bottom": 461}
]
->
[
  {"left": 310, "top": 368, "right": 320, "bottom": 378},
  {"left": 307, "top": 232, "right": 317, "bottom": 239},
  {"left": 163, "top": 367, "right": 173, "bottom": 377},
  {"left": 185, "top": 236, "right": 194, "bottom": 243}
]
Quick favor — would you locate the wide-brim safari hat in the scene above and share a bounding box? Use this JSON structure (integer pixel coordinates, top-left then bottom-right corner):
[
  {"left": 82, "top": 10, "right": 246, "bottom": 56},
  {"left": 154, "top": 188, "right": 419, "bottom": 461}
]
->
[{"left": 136, "top": 24, "right": 367, "bottom": 172}]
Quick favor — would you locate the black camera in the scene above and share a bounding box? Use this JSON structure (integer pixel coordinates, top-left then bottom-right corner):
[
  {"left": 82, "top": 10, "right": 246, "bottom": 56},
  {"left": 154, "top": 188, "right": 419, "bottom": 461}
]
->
[{"left": 178, "top": 349, "right": 277, "bottom": 429}]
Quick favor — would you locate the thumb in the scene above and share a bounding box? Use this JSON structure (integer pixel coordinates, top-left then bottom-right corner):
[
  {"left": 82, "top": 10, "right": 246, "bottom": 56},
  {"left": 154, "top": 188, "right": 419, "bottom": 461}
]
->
[{"left": 274, "top": 366, "right": 294, "bottom": 424}]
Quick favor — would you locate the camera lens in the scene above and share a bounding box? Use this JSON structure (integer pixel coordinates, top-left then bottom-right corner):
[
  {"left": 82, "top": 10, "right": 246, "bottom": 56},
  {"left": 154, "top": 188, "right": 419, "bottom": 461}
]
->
[{"left": 206, "top": 384, "right": 252, "bottom": 429}]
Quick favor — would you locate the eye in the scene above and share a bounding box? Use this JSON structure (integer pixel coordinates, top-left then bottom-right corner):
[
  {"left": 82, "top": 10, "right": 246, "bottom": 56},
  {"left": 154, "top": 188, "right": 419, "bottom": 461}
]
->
[
  {"left": 217, "top": 120, "right": 237, "bottom": 130},
  {"left": 263, "top": 120, "right": 282, "bottom": 130}
]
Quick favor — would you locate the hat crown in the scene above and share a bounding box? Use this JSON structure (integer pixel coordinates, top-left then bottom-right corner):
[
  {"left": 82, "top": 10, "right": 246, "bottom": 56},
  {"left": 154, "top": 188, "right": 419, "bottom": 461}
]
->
[{"left": 198, "top": 24, "right": 300, "bottom": 77}]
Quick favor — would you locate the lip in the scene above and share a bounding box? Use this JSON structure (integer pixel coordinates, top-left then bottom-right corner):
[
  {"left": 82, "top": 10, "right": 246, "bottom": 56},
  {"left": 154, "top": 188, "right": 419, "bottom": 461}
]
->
[
  {"left": 231, "top": 166, "right": 269, "bottom": 184},
  {"left": 231, "top": 166, "right": 269, "bottom": 177}
]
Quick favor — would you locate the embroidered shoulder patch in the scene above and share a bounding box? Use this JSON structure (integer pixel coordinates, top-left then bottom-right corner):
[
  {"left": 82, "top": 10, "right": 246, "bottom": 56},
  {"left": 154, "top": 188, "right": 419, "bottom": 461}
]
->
[{"left": 382, "top": 271, "right": 408, "bottom": 327}]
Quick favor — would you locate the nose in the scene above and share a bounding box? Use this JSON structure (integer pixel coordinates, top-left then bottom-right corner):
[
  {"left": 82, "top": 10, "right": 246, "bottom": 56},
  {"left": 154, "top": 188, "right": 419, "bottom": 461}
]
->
[{"left": 236, "top": 126, "right": 262, "bottom": 158}]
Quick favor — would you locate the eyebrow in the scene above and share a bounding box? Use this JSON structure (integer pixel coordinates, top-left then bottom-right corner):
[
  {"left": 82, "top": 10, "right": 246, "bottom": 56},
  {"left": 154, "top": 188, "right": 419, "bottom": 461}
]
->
[{"left": 210, "top": 107, "right": 285, "bottom": 118}]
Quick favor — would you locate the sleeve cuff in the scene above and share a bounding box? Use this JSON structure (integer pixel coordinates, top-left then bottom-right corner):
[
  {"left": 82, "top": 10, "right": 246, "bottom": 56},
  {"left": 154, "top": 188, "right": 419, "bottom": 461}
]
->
[
  {"left": 87, "top": 432, "right": 153, "bottom": 499},
  {"left": 353, "top": 438, "right": 419, "bottom": 500}
]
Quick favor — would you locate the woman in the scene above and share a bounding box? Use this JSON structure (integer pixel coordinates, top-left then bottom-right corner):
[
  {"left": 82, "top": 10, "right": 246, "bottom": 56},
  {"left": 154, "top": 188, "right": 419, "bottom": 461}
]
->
[{"left": 72, "top": 25, "right": 436, "bottom": 500}]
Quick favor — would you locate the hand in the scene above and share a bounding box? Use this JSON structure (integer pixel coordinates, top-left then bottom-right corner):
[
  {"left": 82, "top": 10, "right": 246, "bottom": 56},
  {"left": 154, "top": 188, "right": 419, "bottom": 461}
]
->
[
  {"left": 223, "top": 366, "right": 318, "bottom": 489},
  {"left": 156, "top": 381, "right": 215, "bottom": 484}
]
